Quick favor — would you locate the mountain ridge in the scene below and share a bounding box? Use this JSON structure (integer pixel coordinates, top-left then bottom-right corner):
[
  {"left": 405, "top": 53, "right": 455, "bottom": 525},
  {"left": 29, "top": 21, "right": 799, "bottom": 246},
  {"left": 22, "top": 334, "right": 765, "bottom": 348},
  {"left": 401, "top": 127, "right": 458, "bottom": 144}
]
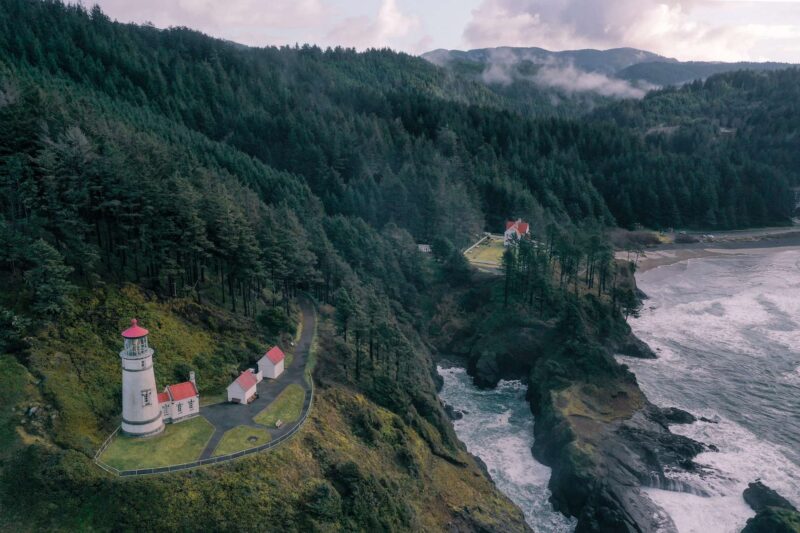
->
[{"left": 423, "top": 45, "right": 797, "bottom": 92}]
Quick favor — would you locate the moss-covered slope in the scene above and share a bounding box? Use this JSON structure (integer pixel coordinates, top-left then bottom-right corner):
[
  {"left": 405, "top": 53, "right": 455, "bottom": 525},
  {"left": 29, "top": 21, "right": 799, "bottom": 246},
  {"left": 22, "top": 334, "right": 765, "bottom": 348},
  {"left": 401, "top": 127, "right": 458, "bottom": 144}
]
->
[{"left": 0, "top": 285, "right": 529, "bottom": 532}]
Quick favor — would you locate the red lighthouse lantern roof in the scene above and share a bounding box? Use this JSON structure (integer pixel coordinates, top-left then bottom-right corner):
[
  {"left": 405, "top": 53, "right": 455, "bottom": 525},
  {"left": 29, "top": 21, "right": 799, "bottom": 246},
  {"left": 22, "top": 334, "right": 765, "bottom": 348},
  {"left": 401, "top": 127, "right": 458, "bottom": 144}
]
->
[{"left": 121, "top": 318, "right": 149, "bottom": 339}]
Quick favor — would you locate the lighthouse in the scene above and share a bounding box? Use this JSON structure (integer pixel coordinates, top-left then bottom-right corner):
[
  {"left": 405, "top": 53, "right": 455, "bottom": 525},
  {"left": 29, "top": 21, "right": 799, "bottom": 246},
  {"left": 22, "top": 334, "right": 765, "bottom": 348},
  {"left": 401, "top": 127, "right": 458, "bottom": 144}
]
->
[{"left": 119, "top": 318, "right": 164, "bottom": 436}]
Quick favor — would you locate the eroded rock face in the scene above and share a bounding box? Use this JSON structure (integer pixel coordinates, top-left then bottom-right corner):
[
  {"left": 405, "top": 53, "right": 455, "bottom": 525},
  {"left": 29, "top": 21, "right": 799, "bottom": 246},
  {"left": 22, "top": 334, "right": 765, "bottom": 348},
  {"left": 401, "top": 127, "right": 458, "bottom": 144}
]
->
[
  {"left": 527, "top": 344, "right": 704, "bottom": 533},
  {"left": 742, "top": 481, "right": 800, "bottom": 533},
  {"left": 744, "top": 481, "right": 798, "bottom": 513},
  {"left": 451, "top": 276, "right": 701, "bottom": 532},
  {"left": 472, "top": 351, "right": 501, "bottom": 389},
  {"left": 613, "top": 335, "right": 657, "bottom": 359},
  {"left": 658, "top": 407, "right": 697, "bottom": 425},
  {"left": 443, "top": 402, "right": 464, "bottom": 420}
]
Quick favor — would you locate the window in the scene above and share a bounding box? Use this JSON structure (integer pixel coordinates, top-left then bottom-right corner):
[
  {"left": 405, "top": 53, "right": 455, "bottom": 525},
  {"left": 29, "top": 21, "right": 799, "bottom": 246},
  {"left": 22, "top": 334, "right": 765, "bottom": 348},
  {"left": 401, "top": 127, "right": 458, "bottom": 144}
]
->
[
  {"left": 141, "top": 389, "right": 152, "bottom": 406},
  {"left": 188, "top": 399, "right": 194, "bottom": 410},
  {"left": 177, "top": 403, "right": 183, "bottom": 413},
  {"left": 141, "top": 360, "right": 145, "bottom": 368}
]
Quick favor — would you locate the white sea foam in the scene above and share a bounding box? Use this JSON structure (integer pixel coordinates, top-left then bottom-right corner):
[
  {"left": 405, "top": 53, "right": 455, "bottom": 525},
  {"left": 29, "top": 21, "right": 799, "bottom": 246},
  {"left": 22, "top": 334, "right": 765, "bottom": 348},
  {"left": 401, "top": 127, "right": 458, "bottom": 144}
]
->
[
  {"left": 624, "top": 248, "right": 800, "bottom": 533},
  {"left": 437, "top": 365, "right": 576, "bottom": 533}
]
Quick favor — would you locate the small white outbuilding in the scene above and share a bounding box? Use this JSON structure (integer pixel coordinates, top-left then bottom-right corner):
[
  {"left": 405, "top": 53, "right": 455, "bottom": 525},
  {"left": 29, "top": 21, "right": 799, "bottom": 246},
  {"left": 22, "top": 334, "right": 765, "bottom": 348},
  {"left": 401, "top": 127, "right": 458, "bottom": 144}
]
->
[
  {"left": 258, "top": 346, "right": 286, "bottom": 379},
  {"left": 227, "top": 370, "right": 258, "bottom": 404}
]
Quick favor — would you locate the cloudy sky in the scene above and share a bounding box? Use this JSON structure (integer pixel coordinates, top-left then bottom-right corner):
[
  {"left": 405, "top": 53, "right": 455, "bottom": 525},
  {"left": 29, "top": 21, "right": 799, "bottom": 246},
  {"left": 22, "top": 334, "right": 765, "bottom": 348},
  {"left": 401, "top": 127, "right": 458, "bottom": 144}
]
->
[{"left": 88, "top": 0, "right": 800, "bottom": 62}]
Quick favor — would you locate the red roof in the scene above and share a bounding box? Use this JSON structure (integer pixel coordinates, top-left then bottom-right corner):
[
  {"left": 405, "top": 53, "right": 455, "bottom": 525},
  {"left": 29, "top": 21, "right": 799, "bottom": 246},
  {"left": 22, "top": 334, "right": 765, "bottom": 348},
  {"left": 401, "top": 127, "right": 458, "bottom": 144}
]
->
[
  {"left": 121, "top": 318, "right": 149, "bottom": 339},
  {"left": 505, "top": 220, "right": 530, "bottom": 236},
  {"left": 264, "top": 346, "right": 285, "bottom": 365},
  {"left": 234, "top": 370, "right": 258, "bottom": 391},
  {"left": 166, "top": 381, "right": 198, "bottom": 401},
  {"left": 157, "top": 392, "right": 170, "bottom": 404}
]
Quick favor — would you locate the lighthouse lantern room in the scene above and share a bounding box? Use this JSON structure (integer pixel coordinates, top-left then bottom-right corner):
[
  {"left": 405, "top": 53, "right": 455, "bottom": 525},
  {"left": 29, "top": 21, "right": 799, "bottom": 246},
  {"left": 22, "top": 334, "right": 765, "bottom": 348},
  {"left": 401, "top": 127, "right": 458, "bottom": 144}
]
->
[{"left": 120, "top": 318, "right": 165, "bottom": 437}]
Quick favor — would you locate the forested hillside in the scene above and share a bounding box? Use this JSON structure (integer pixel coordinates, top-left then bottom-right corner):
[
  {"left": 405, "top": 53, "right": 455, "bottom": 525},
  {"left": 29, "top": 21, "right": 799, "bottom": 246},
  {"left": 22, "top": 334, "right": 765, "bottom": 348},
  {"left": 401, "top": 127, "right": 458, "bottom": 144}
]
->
[
  {"left": 0, "top": 0, "right": 798, "bottom": 530},
  {"left": 1, "top": 0, "right": 794, "bottom": 235},
  {"left": 590, "top": 69, "right": 800, "bottom": 228},
  {"left": 617, "top": 60, "right": 793, "bottom": 87}
]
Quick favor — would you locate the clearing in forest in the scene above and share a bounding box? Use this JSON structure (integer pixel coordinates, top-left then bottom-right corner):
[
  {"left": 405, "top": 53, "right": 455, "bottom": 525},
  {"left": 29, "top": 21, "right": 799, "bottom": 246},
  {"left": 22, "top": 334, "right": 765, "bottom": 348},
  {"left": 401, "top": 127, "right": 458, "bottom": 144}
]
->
[
  {"left": 254, "top": 384, "right": 305, "bottom": 427},
  {"left": 99, "top": 416, "right": 214, "bottom": 470},
  {"left": 464, "top": 236, "right": 505, "bottom": 267},
  {"left": 212, "top": 425, "right": 272, "bottom": 456}
]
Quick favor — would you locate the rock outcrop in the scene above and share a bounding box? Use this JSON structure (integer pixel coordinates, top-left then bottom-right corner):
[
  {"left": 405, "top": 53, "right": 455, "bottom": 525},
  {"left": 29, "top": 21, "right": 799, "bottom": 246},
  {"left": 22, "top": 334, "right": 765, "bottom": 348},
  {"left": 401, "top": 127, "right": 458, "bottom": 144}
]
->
[
  {"left": 463, "top": 316, "right": 705, "bottom": 532},
  {"left": 742, "top": 481, "right": 800, "bottom": 533}
]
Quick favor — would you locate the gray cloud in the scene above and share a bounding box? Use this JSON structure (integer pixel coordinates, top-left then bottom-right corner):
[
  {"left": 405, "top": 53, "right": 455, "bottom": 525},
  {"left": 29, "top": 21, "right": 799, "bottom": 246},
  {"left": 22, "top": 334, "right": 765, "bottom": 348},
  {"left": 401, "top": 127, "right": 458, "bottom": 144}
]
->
[
  {"left": 533, "top": 64, "right": 648, "bottom": 98},
  {"left": 478, "top": 48, "right": 651, "bottom": 99},
  {"left": 463, "top": 0, "right": 799, "bottom": 62}
]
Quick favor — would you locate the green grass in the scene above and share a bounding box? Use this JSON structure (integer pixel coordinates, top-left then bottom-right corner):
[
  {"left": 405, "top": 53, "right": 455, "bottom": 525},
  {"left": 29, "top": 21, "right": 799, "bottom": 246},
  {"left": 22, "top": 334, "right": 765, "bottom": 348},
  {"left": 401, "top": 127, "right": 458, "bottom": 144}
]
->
[
  {"left": 212, "top": 425, "right": 272, "bottom": 456},
  {"left": 0, "top": 356, "right": 32, "bottom": 455},
  {"left": 465, "top": 238, "right": 505, "bottom": 266},
  {"left": 99, "top": 416, "right": 214, "bottom": 470},
  {"left": 254, "top": 384, "right": 305, "bottom": 427},
  {"left": 200, "top": 391, "right": 227, "bottom": 406},
  {"left": 305, "top": 311, "right": 319, "bottom": 381}
]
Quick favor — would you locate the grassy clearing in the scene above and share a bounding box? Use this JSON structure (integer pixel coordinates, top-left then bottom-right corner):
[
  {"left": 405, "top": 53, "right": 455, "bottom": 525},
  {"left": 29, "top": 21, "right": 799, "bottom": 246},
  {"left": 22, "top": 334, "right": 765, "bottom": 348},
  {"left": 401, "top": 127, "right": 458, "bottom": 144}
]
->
[
  {"left": 254, "top": 384, "right": 305, "bottom": 427},
  {"left": 0, "top": 356, "right": 34, "bottom": 456},
  {"left": 200, "top": 391, "right": 227, "bottom": 406},
  {"left": 99, "top": 416, "right": 214, "bottom": 470},
  {"left": 24, "top": 285, "right": 258, "bottom": 450},
  {"left": 212, "top": 425, "right": 272, "bottom": 456},
  {"left": 465, "top": 238, "right": 505, "bottom": 266},
  {"left": 305, "top": 308, "right": 320, "bottom": 381}
]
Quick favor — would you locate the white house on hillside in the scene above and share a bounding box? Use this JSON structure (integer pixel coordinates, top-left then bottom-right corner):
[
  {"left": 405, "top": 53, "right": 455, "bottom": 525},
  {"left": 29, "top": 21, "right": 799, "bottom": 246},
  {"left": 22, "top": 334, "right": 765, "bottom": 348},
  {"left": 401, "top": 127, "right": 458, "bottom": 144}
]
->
[
  {"left": 504, "top": 219, "right": 530, "bottom": 246},
  {"left": 258, "top": 346, "right": 286, "bottom": 379},
  {"left": 158, "top": 373, "right": 200, "bottom": 423},
  {"left": 227, "top": 370, "right": 259, "bottom": 404}
]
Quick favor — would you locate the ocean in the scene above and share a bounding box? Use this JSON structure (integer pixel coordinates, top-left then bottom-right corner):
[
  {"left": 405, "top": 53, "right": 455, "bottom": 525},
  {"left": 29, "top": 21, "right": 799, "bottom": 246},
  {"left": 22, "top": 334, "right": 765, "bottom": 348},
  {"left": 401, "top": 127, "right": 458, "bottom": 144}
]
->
[
  {"left": 622, "top": 248, "right": 800, "bottom": 532},
  {"left": 438, "top": 247, "right": 800, "bottom": 532},
  {"left": 437, "top": 364, "right": 576, "bottom": 532}
]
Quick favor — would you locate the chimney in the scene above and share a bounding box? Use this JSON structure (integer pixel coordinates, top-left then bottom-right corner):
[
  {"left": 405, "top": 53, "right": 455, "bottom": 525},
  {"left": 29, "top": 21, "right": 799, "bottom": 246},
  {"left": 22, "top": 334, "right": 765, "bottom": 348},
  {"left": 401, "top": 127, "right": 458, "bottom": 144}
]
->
[{"left": 189, "top": 371, "right": 196, "bottom": 386}]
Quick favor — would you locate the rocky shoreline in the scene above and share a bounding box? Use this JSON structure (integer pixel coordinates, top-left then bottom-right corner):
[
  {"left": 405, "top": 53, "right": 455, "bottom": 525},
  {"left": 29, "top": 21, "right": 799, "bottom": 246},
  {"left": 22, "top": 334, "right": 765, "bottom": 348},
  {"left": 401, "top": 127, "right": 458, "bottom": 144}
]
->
[
  {"left": 527, "top": 333, "right": 710, "bottom": 532},
  {"left": 441, "top": 320, "right": 711, "bottom": 532},
  {"left": 742, "top": 481, "right": 800, "bottom": 532},
  {"left": 436, "top": 276, "right": 721, "bottom": 532},
  {"left": 435, "top": 231, "right": 800, "bottom": 532}
]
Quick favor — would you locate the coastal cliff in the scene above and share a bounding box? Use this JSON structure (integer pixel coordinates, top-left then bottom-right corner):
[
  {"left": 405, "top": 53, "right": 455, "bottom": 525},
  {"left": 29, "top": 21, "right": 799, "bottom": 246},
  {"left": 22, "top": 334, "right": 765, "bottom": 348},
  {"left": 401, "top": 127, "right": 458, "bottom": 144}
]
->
[{"left": 433, "top": 265, "right": 709, "bottom": 532}]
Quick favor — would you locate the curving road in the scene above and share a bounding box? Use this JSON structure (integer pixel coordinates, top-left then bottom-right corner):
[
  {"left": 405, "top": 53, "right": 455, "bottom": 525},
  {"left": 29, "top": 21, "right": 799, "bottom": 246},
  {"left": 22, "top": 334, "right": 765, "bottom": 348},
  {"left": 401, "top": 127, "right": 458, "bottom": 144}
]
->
[{"left": 198, "top": 295, "right": 315, "bottom": 459}]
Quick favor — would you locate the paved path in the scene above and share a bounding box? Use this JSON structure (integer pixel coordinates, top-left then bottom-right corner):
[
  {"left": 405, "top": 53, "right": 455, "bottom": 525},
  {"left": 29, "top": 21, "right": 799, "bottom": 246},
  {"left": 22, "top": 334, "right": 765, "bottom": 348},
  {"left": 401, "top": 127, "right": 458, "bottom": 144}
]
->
[{"left": 198, "top": 295, "right": 316, "bottom": 459}]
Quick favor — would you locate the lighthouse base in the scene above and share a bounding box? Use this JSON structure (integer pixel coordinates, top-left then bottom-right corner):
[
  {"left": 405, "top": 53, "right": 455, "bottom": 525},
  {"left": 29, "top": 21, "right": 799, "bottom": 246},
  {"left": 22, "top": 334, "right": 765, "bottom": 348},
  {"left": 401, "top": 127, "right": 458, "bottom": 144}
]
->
[{"left": 122, "top": 414, "right": 165, "bottom": 437}]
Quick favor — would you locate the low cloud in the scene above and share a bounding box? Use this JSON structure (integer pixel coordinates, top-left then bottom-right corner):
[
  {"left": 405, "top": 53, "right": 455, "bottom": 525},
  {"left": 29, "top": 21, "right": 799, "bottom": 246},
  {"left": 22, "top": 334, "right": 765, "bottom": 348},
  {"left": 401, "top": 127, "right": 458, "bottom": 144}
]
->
[
  {"left": 534, "top": 65, "right": 648, "bottom": 99},
  {"left": 478, "top": 48, "right": 650, "bottom": 99}
]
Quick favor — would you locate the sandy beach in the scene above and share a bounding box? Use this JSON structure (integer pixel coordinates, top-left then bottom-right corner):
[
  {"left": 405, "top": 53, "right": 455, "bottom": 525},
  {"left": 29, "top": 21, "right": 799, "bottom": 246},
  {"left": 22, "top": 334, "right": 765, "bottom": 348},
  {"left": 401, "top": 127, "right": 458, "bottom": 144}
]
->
[{"left": 627, "top": 229, "right": 800, "bottom": 273}]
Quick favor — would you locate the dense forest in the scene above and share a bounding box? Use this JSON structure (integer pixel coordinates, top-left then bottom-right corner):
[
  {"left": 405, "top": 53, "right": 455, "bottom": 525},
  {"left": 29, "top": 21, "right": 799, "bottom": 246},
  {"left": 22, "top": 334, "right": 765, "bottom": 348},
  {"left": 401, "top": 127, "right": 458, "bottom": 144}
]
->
[
  {"left": 0, "top": 0, "right": 798, "bottom": 530},
  {"left": 1, "top": 0, "right": 796, "bottom": 236}
]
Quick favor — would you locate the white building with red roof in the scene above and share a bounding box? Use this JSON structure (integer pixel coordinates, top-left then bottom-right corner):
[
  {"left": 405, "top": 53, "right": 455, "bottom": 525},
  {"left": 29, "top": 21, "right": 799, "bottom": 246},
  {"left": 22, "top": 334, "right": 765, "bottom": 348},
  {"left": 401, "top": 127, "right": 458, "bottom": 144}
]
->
[
  {"left": 159, "top": 372, "right": 200, "bottom": 423},
  {"left": 227, "top": 370, "right": 259, "bottom": 404},
  {"left": 504, "top": 219, "right": 530, "bottom": 247},
  {"left": 258, "top": 346, "right": 286, "bottom": 379}
]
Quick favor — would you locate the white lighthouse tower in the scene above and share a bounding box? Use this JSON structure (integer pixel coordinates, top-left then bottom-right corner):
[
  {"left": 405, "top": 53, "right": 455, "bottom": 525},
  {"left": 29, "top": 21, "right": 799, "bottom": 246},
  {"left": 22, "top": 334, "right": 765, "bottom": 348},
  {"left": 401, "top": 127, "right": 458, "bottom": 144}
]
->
[{"left": 119, "top": 318, "right": 164, "bottom": 437}]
